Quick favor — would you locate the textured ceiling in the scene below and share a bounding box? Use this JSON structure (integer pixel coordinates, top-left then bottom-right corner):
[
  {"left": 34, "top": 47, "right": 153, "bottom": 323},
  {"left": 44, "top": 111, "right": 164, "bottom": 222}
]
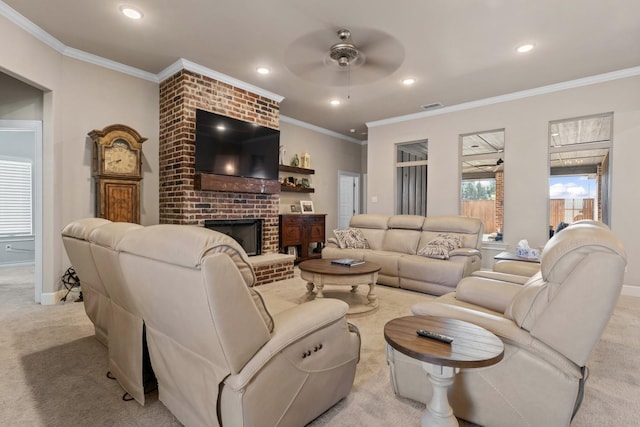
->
[{"left": 3, "top": 0, "right": 640, "bottom": 141}]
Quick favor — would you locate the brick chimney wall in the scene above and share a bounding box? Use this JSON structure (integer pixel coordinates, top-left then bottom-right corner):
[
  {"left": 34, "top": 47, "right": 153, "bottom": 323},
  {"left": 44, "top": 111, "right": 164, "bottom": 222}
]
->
[{"left": 159, "top": 69, "right": 281, "bottom": 253}]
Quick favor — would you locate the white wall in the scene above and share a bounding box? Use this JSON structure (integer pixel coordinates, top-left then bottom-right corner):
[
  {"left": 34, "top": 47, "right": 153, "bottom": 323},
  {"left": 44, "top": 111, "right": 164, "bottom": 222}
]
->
[
  {"left": 1, "top": 15, "right": 159, "bottom": 300},
  {"left": 278, "top": 120, "right": 364, "bottom": 237},
  {"left": 367, "top": 74, "right": 640, "bottom": 290}
]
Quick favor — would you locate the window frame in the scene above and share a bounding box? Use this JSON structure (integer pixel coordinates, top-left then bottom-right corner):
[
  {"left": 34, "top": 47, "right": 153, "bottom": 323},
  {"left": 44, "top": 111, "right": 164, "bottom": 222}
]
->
[
  {"left": 459, "top": 129, "right": 505, "bottom": 242},
  {"left": 395, "top": 140, "right": 428, "bottom": 216},
  {"left": 0, "top": 157, "right": 34, "bottom": 237}
]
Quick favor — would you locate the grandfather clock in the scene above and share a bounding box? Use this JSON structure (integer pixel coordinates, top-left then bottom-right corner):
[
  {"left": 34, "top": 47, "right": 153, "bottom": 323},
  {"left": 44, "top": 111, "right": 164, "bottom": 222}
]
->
[{"left": 89, "top": 124, "right": 146, "bottom": 224}]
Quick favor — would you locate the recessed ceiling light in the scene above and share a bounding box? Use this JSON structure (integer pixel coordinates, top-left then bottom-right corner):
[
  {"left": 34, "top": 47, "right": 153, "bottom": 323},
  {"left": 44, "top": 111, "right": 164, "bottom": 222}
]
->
[
  {"left": 120, "top": 6, "right": 143, "bottom": 20},
  {"left": 256, "top": 67, "right": 271, "bottom": 75},
  {"left": 350, "top": 129, "right": 356, "bottom": 133},
  {"left": 402, "top": 78, "right": 416, "bottom": 86},
  {"left": 516, "top": 43, "right": 534, "bottom": 53},
  {"left": 330, "top": 99, "right": 341, "bottom": 106}
]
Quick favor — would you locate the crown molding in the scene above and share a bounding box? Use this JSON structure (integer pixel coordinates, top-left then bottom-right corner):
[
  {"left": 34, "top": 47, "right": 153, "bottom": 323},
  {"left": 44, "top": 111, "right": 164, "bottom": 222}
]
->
[
  {"left": 158, "top": 58, "right": 284, "bottom": 103},
  {"left": 280, "top": 115, "right": 365, "bottom": 145},
  {"left": 5, "top": 0, "right": 637, "bottom": 142},
  {"left": 0, "top": 0, "right": 65, "bottom": 52},
  {"left": 63, "top": 47, "right": 158, "bottom": 82},
  {"left": 367, "top": 65, "right": 640, "bottom": 129},
  {"left": 0, "top": 1, "right": 158, "bottom": 82}
]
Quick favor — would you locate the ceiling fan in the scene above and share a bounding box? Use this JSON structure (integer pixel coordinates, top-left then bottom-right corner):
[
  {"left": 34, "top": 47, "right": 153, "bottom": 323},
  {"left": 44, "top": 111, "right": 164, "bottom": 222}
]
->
[
  {"left": 284, "top": 27, "right": 404, "bottom": 87},
  {"left": 328, "top": 29, "right": 364, "bottom": 68}
]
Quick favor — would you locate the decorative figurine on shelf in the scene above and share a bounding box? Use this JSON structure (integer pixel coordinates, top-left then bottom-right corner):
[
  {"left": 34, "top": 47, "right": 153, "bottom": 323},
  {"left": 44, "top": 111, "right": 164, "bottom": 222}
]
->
[
  {"left": 290, "top": 153, "right": 299, "bottom": 167},
  {"left": 301, "top": 152, "right": 311, "bottom": 169},
  {"left": 300, "top": 178, "right": 310, "bottom": 188},
  {"left": 279, "top": 145, "right": 286, "bottom": 165}
]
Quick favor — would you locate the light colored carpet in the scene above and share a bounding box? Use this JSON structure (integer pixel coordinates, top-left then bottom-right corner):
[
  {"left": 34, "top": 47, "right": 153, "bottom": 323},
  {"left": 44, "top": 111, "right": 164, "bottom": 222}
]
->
[{"left": 1, "top": 265, "right": 639, "bottom": 426}]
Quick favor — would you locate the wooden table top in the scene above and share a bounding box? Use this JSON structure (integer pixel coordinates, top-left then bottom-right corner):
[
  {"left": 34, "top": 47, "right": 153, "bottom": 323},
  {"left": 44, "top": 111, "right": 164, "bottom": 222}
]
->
[
  {"left": 384, "top": 316, "right": 504, "bottom": 368},
  {"left": 494, "top": 251, "right": 540, "bottom": 263},
  {"left": 298, "top": 258, "right": 381, "bottom": 276}
]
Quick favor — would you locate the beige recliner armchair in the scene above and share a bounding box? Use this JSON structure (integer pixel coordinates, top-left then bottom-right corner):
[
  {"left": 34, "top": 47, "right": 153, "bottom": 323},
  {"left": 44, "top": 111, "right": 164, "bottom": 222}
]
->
[
  {"left": 117, "top": 225, "right": 361, "bottom": 427},
  {"left": 63, "top": 219, "right": 153, "bottom": 404},
  {"left": 387, "top": 222, "right": 627, "bottom": 427},
  {"left": 88, "top": 221, "right": 152, "bottom": 405},
  {"left": 475, "top": 219, "right": 612, "bottom": 285},
  {"left": 61, "top": 217, "right": 112, "bottom": 346}
]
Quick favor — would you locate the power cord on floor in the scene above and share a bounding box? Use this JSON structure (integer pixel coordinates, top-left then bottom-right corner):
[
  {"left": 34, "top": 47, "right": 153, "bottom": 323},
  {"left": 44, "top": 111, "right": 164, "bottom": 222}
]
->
[{"left": 60, "top": 267, "right": 82, "bottom": 302}]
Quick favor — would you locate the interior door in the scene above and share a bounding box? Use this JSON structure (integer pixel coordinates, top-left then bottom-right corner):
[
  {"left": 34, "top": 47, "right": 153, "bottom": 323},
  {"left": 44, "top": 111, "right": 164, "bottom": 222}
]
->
[
  {"left": 0, "top": 120, "right": 42, "bottom": 303},
  {"left": 338, "top": 172, "right": 360, "bottom": 229}
]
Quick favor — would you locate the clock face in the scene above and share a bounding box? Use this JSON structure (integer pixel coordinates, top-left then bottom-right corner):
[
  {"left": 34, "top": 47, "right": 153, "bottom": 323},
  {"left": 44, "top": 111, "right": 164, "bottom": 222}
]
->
[{"left": 104, "top": 140, "right": 138, "bottom": 175}]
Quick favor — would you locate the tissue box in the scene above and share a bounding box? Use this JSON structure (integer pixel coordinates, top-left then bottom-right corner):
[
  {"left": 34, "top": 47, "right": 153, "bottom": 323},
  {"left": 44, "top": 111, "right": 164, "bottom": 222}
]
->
[{"left": 516, "top": 247, "right": 540, "bottom": 259}]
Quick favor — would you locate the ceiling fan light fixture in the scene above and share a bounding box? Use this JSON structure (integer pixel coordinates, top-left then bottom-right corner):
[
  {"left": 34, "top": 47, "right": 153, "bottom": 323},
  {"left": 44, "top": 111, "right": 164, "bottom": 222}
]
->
[{"left": 329, "top": 29, "right": 360, "bottom": 67}]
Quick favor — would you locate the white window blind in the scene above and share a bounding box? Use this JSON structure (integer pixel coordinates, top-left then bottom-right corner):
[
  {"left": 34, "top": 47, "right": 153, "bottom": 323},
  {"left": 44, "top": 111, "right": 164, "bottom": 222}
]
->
[{"left": 0, "top": 159, "right": 33, "bottom": 236}]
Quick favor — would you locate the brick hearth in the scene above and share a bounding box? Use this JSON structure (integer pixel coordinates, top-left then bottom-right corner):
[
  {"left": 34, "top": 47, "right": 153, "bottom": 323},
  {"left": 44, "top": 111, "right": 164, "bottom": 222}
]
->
[{"left": 158, "top": 69, "right": 293, "bottom": 283}]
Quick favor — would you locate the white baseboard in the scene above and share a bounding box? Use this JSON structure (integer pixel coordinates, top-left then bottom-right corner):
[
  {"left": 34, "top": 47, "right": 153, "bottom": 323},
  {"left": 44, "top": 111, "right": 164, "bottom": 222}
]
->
[
  {"left": 40, "top": 289, "right": 64, "bottom": 305},
  {"left": 622, "top": 285, "right": 640, "bottom": 298}
]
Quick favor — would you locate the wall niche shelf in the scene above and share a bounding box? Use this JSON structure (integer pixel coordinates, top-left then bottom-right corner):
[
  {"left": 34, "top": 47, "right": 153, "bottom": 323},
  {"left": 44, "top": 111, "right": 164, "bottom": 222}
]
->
[
  {"left": 281, "top": 185, "right": 315, "bottom": 193},
  {"left": 279, "top": 165, "right": 315, "bottom": 174},
  {"left": 279, "top": 164, "right": 315, "bottom": 193}
]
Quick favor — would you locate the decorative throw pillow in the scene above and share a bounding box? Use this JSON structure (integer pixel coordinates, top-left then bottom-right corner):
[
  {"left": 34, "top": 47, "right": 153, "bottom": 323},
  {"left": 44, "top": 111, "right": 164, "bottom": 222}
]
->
[
  {"left": 428, "top": 233, "right": 463, "bottom": 251},
  {"left": 333, "top": 228, "right": 370, "bottom": 249},
  {"left": 418, "top": 244, "right": 450, "bottom": 259},
  {"left": 437, "top": 233, "right": 464, "bottom": 248},
  {"left": 417, "top": 234, "right": 463, "bottom": 260}
]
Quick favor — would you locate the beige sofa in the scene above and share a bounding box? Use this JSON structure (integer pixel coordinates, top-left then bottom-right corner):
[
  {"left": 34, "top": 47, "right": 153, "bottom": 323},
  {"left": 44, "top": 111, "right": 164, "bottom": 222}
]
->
[
  {"left": 62, "top": 219, "right": 361, "bottom": 426},
  {"left": 387, "top": 221, "right": 627, "bottom": 426},
  {"left": 322, "top": 214, "right": 484, "bottom": 295}
]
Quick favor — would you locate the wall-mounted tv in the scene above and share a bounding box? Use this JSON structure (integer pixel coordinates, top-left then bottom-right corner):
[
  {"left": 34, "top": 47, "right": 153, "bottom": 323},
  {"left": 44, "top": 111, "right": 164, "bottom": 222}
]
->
[{"left": 195, "top": 109, "right": 280, "bottom": 180}]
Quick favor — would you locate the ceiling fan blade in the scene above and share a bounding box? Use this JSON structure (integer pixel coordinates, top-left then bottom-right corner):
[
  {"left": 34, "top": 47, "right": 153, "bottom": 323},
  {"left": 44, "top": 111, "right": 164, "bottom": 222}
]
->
[
  {"left": 284, "top": 26, "right": 405, "bottom": 86},
  {"left": 354, "top": 28, "right": 395, "bottom": 51},
  {"left": 364, "top": 57, "right": 403, "bottom": 74}
]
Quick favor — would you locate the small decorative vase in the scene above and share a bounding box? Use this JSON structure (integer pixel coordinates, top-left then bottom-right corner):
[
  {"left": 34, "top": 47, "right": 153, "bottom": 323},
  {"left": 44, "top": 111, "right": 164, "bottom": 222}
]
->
[
  {"left": 279, "top": 146, "right": 286, "bottom": 165},
  {"left": 291, "top": 154, "right": 299, "bottom": 167},
  {"left": 301, "top": 152, "right": 311, "bottom": 169}
]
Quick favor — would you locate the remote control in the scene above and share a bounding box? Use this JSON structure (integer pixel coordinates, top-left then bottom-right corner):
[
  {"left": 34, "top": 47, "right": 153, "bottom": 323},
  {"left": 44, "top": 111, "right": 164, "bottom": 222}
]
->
[{"left": 416, "top": 329, "right": 454, "bottom": 344}]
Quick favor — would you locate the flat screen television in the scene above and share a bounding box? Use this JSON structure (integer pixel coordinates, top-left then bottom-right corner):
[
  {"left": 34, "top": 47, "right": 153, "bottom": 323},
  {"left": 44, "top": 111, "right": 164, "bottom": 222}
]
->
[{"left": 195, "top": 109, "right": 280, "bottom": 180}]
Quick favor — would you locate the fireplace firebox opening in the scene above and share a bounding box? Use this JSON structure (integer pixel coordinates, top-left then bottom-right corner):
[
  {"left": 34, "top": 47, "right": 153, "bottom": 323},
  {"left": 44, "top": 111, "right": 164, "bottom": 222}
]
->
[{"left": 204, "top": 219, "right": 263, "bottom": 256}]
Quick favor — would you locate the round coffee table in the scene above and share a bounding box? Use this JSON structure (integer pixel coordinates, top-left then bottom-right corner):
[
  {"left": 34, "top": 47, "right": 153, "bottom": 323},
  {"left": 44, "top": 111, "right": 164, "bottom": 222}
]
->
[
  {"left": 384, "top": 315, "right": 504, "bottom": 427},
  {"left": 298, "top": 259, "right": 381, "bottom": 313}
]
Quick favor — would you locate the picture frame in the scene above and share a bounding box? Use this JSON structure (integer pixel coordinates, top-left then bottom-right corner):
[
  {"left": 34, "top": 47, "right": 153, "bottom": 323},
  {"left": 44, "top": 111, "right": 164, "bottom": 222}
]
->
[
  {"left": 300, "top": 200, "right": 314, "bottom": 214},
  {"left": 287, "top": 246, "right": 297, "bottom": 257},
  {"left": 290, "top": 204, "right": 301, "bottom": 213}
]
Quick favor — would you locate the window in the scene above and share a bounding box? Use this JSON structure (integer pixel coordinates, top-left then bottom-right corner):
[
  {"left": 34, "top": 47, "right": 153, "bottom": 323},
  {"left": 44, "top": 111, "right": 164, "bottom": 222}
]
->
[
  {"left": 460, "top": 130, "right": 505, "bottom": 241},
  {"left": 396, "top": 140, "right": 427, "bottom": 215},
  {"left": 0, "top": 159, "right": 33, "bottom": 236},
  {"left": 548, "top": 113, "right": 612, "bottom": 233}
]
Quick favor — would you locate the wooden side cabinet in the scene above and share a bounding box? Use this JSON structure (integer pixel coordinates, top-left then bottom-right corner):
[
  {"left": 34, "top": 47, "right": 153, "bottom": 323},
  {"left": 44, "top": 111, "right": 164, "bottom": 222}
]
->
[{"left": 279, "top": 214, "right": 326, "bottom": 262}]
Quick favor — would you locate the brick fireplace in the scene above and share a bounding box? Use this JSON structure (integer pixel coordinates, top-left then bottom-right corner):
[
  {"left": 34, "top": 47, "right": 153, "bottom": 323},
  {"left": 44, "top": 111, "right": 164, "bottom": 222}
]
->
[{"left": 159, "top": 69, "right": 293, "bottom": 284}]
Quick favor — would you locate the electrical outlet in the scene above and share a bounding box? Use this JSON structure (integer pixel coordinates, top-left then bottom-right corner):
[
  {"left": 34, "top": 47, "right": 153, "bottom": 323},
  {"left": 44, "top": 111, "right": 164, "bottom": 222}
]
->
[{"left": 4, "top": 244, "right": 11, "bottom": 251}]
